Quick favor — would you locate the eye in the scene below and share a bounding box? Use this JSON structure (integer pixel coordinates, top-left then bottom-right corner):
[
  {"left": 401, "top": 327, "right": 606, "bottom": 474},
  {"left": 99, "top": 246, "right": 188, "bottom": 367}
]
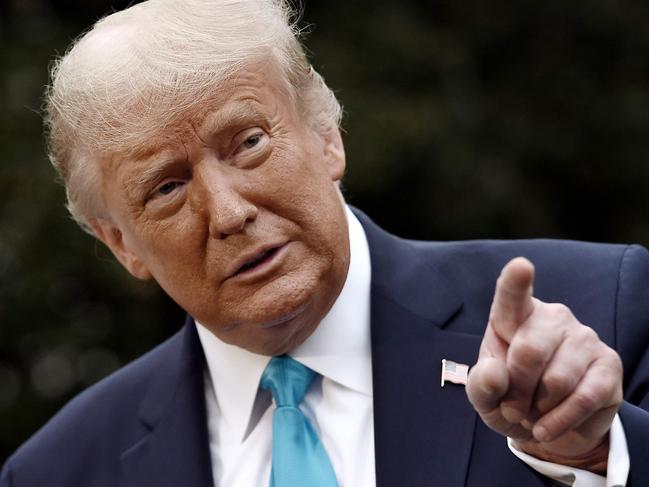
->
[
  {"left": 242, "top": 133, "right": 262, "bottom": 150},
  {"left": 232, "top": 129, "right": 268, "bottom": 157},
  {"left": 155, "top": 180, "right": 184, "bottom": 197}
]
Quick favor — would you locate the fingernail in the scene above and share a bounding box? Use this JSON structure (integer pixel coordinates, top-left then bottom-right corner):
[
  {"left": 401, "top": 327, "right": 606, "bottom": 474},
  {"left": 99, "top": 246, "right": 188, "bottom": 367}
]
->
[{"left": 534, "top": 426, "right": 550, "bottom": 442}]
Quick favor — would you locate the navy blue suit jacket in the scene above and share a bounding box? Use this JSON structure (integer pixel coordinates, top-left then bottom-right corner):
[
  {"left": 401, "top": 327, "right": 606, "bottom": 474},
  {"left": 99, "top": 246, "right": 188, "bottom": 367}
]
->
[{"left": 4, "top": 210, "right": 649, "bottom": 486}]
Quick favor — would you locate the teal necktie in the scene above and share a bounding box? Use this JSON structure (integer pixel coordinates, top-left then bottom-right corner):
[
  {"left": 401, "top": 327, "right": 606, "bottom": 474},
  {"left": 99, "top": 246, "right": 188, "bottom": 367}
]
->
[{"left": 260, "top": 356, "right": 339, "bottom": 487}]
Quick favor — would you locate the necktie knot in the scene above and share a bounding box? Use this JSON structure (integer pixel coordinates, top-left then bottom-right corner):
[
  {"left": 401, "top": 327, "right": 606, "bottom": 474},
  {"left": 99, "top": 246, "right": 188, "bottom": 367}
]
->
[
  {"left": 259, "top": 355, "right": 338, "bottom": 487},
  {"left": 260, "top": 356, "right": 316, "bottom": 407}
]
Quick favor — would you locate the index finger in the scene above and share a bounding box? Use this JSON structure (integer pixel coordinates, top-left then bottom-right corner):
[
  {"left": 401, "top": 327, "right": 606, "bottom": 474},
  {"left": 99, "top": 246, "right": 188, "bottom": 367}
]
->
[{"left": 490, "top": 257, "right": 535, "bottom": 343}]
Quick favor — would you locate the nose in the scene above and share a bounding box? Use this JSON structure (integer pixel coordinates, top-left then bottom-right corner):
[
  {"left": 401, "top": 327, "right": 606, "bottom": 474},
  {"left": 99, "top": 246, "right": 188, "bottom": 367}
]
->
[{"left": 197, "top": 168, "right": 258, "bottom": 239}]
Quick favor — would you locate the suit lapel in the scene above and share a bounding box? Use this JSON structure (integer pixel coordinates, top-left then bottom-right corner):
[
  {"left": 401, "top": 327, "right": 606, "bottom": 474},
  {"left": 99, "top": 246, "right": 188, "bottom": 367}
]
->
[
  {"left": 358, "top": 211, "right": 483, "bottom": 487},
  {"left": 120, "top": 320, "right": 214, "bottom": 487}
]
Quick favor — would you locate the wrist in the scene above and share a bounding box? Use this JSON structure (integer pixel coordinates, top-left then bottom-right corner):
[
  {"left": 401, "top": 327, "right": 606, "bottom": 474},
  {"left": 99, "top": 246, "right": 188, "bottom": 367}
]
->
[{"left": 514, "top": 434, "right": 609, "bottom": 474}]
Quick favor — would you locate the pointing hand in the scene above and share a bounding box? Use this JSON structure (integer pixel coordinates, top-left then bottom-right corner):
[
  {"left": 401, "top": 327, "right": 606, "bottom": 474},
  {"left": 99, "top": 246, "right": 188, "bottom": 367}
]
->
[{"left": 466, "top": 258, "right": 622, "bottom": 472}]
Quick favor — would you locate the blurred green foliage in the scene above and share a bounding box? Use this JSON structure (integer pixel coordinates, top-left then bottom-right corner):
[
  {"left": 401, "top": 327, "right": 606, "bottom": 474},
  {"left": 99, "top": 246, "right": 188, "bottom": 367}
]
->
[{"left": 2, "top": 0, "right": 649, "bottom": 462}]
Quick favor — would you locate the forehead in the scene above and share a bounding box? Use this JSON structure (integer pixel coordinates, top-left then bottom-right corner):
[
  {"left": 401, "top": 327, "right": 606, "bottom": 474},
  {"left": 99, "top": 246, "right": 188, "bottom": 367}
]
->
[
  {"left": 139, "top": 66, "right": 293, "bottom": 153},
  {"left": 100, "top": 65, "right": 297, "bottom": 187}
]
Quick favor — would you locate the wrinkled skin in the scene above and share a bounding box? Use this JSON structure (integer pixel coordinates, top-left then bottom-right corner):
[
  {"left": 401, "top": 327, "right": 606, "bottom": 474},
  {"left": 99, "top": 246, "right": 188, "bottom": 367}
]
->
[
  {"left": 467, "top": 258, "right": 623, "bottom": 472},
  {"left": 88, "top": 62, "right": 621, "bottom": 473},
  {"left": 90, "top": 65, "right": 350, "bottom": 356}
]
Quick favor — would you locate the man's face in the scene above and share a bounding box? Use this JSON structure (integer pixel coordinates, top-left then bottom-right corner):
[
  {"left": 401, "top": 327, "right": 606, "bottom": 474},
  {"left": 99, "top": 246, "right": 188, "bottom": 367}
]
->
[{"left": 92, "top": 66, "right": 350, "bottom": 356}]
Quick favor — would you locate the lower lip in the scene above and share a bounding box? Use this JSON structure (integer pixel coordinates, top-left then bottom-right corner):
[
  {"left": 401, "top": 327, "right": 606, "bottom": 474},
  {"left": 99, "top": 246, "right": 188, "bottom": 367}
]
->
[{"left": 231, "top": 242, "right": 290, "bottom": 282}]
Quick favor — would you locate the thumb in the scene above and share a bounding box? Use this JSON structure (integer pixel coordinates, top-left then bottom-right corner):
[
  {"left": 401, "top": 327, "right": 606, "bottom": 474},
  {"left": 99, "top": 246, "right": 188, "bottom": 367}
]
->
[
  {"left": 490, "top": 257, "right": 535, "bottom": 343},
  {"left": 466, "top": 356, "right": 509, "bottom": 414}
]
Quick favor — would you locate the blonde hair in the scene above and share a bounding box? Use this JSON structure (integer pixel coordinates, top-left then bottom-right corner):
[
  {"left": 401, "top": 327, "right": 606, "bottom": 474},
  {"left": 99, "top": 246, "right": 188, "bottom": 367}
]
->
[{"left": 45, "top": 0, "right": 342, "bottom": 233}]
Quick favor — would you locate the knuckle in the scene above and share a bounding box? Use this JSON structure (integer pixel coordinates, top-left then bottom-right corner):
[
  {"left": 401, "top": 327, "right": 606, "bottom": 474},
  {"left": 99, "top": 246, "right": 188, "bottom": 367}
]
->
[
  {"left": 510, "top": 341, "right": 547, "bottom": 370},
  {"left": 612, "top": 356, "right": 623, "bottom": 378},
  {"left": 593, "top": 364, "right": 623, "bottom": 403},
  {"left": 613, "top": 384, "right": 624, "bottom": 404},
  {"left": 544, "top": 413, "right": 570, "bottom": 436},
  {"left": 575, "top": 325, "right": 599, "bottom": 343},
  {"left": 542, "top": 371, "right": 574, "bottom": 395},
  {"left": 572, "top": 389, "right": 601, "bottom": 413},
  {"left": 603, "top": 349, "right": 623, "bottom": 373},
  {"left": 546, "top": 303, "right": 573, "bottom": 323}
]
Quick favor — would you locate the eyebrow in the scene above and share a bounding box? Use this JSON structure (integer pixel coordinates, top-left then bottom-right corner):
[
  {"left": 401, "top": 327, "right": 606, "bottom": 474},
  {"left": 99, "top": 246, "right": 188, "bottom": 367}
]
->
[
  {"left": 123, "top": 100, "right": 267, "bottom": 198},
  {"left": 132, "top": 155, "right": 179, "bottom": 189},
  {"left": 195, "top": 100, "right": 266, "bottom": 141},
  {"left": 121, "top": 152, "right": 182, "bottom": 202}
]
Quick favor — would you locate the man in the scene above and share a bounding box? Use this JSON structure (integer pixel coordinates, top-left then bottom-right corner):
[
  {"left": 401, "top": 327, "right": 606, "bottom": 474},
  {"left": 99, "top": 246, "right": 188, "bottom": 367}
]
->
[{"left": 2, "top": 0, "right": 649, "bottom": 486}]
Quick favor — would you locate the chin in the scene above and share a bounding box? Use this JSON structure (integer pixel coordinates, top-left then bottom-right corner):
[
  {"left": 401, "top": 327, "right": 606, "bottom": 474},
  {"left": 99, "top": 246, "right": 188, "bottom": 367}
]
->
[
  {"left": 246, "top": 315, "right": 319, "bottom": 356},
  {"left": 199, "top": 281, "right": 316, "bottom": 354},
  {"left": 247, "top": 266, "right": 326, "bottom": 321},
  {"left": 204, "top": 259, "right": 341, "bottom": 354},
  {"left": 207, "top": 314, "right": 308, "bottom": 356}
]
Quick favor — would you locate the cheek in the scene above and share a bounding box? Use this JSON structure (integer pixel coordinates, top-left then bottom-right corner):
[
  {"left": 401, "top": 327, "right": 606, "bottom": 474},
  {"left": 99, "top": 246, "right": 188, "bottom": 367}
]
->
[
  {"left": 268, "top": 159, "right": 340, "bottom": 219},
  {"left": 131, "top": 214, "right": 209, "bottom": 278}
]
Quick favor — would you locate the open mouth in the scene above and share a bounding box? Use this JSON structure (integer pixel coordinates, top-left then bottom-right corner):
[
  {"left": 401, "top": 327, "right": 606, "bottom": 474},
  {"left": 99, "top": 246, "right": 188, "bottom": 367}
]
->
[{"left": 234, "top": 246, "right": 281, "bottom": 276}]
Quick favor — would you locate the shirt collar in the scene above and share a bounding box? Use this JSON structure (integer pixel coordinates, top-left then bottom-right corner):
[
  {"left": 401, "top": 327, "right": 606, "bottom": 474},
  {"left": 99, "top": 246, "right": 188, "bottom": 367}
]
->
[{"left": 195, "top": 205, "right": 372, "bottom": 443}]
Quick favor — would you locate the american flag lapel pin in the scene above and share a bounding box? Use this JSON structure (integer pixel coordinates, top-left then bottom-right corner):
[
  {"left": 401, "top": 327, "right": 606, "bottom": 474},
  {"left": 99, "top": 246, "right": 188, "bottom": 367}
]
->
[{"left": 441, "top": 359, "right": 469, "bottom": 387}]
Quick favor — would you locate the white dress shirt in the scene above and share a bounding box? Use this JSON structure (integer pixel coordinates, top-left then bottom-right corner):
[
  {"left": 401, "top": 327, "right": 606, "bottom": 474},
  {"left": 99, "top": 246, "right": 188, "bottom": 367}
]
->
[{"left": 196, "top": 206, "right": 629, "bottom": 487}]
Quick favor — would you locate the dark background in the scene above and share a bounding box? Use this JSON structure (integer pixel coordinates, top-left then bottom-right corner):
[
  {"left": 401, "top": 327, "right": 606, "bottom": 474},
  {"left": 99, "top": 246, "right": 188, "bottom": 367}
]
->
[{"left": 2, "top": 0, "right": 649, "bottom": 461}]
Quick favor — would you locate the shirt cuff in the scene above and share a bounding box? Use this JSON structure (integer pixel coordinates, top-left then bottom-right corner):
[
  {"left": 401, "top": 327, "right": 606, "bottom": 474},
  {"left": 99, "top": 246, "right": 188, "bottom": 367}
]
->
[{"left": 507, "top": 414, "right": 629, "bottom": 487}]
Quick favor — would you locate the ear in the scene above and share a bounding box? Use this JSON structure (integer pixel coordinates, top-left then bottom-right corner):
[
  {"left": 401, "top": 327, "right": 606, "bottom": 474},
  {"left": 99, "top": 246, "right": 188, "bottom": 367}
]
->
[
  {"left": 88, "top": 218, "right": 152, "bottom": 280},
  {"left": 321, "top": 125, "right": 346, "bottom": 182}
]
